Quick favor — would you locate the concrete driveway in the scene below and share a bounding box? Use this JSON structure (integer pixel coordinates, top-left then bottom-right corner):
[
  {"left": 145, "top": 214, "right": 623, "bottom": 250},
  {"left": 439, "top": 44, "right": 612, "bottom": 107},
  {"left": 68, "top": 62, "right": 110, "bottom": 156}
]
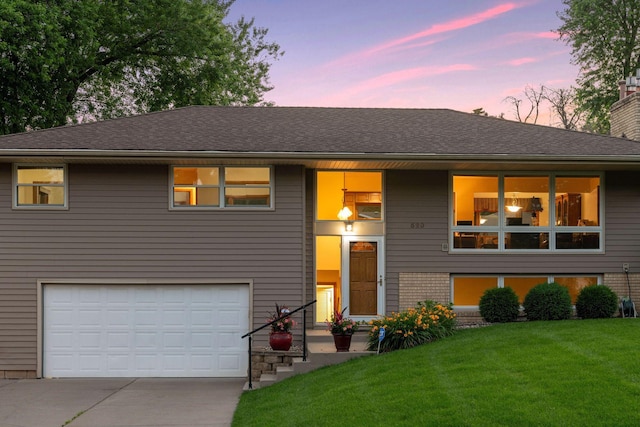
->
[{"left": 0, "top": 377, "right": 245, "bottom": 427}]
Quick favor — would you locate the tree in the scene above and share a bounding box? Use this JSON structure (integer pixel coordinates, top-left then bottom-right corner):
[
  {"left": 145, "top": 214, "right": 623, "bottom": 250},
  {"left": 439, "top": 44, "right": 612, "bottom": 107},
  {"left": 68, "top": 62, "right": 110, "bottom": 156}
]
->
[
  {"left": 0, "top": 0, "right": 282, "bottom": 135},
  {"left": 556, "top": 0, "right": 640, "bottom": 134},
  {"left": 503, "top": 84, "right": 585, "bottom": 130},
  {"left": 543, "top": 86, "right": 585, "bottom": 130},
  {"left": 503, "top": 84, "right": 545, "bottom": 124}
]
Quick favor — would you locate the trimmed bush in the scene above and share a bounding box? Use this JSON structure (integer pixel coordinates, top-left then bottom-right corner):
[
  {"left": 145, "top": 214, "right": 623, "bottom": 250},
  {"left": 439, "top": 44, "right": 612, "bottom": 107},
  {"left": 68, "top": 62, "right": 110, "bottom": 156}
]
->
[
  {"left": 575, "top": 285, "right": 618, "bottom": 319},
  {"left": 479, "top": 286, "right": 520, "bottom": 323},
  {"left": 523, "top": 282, "right": 572, "bottom": 321},
  {"left": 366, "top": 300, "right": 456, "bottom": 353}
]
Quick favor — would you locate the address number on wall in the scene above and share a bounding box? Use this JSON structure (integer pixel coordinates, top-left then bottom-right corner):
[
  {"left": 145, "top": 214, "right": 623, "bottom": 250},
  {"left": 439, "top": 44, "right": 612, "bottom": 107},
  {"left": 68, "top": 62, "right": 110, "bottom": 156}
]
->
[{"left": 410, "top": 222, "right": 425, "bottom": 229}]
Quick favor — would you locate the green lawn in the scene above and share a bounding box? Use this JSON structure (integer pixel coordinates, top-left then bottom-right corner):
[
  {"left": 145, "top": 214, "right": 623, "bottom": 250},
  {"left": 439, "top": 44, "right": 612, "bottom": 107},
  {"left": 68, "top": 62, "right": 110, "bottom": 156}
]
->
[{"left": 233, "top": 319, "right": 640, "bottom": 426}]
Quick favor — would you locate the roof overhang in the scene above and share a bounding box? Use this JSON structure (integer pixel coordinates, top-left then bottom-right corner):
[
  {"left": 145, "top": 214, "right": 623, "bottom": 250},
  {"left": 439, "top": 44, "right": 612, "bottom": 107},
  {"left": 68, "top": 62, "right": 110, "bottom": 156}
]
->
[{"left": 2, "top": 150, "right": 640, "bottom": 171}]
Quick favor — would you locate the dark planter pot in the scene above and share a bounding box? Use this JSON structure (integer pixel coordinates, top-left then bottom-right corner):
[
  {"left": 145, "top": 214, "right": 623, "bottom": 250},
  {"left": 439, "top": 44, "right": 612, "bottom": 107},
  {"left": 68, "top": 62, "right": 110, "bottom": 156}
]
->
[
  {"left": 332, "top": 333, "right": 352, "bottom": 352},
  {"left": 269, "top": 332, "right": 293, "bottom": 351}
]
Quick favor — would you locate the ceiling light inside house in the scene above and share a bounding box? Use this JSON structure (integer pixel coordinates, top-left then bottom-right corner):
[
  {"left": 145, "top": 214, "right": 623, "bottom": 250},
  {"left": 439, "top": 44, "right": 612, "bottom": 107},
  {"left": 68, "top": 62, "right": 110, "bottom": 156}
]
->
[{"left": 507, "top": 193, "right": 522, "bottom": 213}]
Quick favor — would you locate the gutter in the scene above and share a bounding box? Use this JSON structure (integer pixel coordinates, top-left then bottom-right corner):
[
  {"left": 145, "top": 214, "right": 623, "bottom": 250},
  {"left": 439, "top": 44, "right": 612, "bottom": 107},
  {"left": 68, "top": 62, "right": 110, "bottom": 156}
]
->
[{"left": 1, "top": 149, "right": 640, "bottom": 164}]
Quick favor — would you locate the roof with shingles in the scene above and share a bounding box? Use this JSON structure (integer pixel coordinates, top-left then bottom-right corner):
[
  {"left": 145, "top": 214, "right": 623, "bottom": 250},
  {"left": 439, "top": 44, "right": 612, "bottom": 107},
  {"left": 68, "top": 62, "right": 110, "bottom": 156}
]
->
[{"left": 1, "top": 106, "right": 640, "bottom": 158}]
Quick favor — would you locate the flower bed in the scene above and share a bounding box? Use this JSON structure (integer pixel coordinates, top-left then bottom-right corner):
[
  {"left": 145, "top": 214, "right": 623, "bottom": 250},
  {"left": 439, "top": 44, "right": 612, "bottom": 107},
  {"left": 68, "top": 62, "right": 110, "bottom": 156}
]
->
[{"left": 366, "top": 300, "right": 456, "bottom": 352}]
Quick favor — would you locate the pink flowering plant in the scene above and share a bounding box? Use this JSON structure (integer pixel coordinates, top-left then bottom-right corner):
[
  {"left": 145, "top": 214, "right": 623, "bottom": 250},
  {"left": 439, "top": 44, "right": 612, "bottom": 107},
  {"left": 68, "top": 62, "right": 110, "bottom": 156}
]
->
[
  {"left": 267, "top": 303, "right": 295, "bottom": 334},
  {"left": 327, "top": 307, "right": 359, "bottom": 335}
]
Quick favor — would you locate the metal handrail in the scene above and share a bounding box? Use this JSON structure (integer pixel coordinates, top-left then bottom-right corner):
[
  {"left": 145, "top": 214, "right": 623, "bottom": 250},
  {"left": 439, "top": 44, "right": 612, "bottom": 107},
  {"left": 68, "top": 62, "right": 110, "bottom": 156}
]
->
[{"left": 242, "top": 299, "right": 317, "bottom": 390}]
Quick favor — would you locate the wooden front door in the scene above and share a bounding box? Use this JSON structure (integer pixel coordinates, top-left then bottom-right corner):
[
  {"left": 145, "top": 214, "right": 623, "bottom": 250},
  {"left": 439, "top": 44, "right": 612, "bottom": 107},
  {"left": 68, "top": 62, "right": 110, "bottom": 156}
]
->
[{"left": 349, "top": 241, "right": 378, "bottom": 315}]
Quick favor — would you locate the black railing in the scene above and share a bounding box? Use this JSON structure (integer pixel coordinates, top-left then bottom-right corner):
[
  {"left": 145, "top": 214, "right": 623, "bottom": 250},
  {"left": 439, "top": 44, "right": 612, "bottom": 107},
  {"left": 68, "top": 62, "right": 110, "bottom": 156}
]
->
[{"left": 241, "top": 299, "right": 317, "bottom": 390}]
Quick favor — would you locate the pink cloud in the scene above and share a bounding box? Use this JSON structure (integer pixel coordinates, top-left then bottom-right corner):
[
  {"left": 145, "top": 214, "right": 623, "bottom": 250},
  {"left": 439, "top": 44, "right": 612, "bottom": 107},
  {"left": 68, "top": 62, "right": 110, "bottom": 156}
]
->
[
  {"left": 507, "top": 57, "right": 537, "bottom": 66},
  {"left": 367, "top": 3, "right": 521, "bottom": 55},
  {"left": 328, "top": 3, "right": 524, "bottom": 68},
  {"left": 535, "top": 31, "right": 557, "bottom": 39},
  {"left": 356, "top": 64, "right": 476, "bottom": 92},
  {"left": 318, "top": 64, "right": 477, "bottom": 105}
]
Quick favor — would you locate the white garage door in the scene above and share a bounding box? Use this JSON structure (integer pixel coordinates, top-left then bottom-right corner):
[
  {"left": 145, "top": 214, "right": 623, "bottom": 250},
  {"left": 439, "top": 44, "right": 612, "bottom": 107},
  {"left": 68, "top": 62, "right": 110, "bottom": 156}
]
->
[{"left": 43, "top": 284, "right": 249, "bottom": 378}]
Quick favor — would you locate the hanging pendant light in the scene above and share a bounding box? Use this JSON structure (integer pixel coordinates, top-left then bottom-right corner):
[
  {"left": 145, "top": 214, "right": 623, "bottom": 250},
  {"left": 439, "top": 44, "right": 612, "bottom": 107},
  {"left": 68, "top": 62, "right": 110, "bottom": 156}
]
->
[
  {"left": 337, "top": 173, "right": 353, "bottom": 230},
  {"left": 507, "top": 193, "right": 522, "bottom": 213},
  {"left": 337, "top": 205, "right": 353, "bottom": 221}
]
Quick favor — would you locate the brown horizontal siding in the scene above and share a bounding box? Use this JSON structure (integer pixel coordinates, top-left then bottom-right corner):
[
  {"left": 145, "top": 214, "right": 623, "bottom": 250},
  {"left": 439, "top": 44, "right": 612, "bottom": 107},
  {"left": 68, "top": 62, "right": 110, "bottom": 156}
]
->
[
  {"left": 0, "top": 163, "right": 305, "bottom": 371},
  {"left": 304, "top": 169, "right": 315, "bottom": 325}
]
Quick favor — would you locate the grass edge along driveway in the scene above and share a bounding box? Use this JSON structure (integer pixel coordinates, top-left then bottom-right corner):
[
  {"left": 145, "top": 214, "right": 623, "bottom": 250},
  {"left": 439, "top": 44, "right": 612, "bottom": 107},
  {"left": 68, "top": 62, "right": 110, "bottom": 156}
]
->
[{"left": 233, "top": 319, "right": 640, "bottom": 427}]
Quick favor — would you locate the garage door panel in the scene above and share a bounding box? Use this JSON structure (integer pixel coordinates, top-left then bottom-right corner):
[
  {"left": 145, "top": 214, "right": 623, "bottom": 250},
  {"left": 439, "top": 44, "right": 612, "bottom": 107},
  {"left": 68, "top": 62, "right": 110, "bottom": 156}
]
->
[
  {"left": 107, "top": 332, "right": 129, "bottom": 350},
  {"left": 78, "top": 332, "right": 100, "bottom": 349},
  {"left": 219, "top": 355, "right": 241, "bottom": 372},
  {"left": 191, "top": 310, "right": 213, "bottom": 327},
  {"left": 44, "top": 284, "right": 249, "bottom": 377},
  {"left": 78, "top": 309, "right": 101, "bottom": 326},
  {"left": 134, "top": 332, "right": 158, "bottom": 350},
  {"left": 163, "top": 310, "right": 187, "bottom": 327},
  {"left": 106, "top": 310, "right": 129, "bottom": 327},
  {"left": 48, "top": 309, "right": 74, "bottom": 327}
]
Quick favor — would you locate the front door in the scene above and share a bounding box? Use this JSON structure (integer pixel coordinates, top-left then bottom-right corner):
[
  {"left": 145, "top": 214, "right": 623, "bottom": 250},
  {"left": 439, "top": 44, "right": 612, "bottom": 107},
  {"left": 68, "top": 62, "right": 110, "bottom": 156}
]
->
[{"left": 342, "top": 236, "right": 384, "bottom": 320}]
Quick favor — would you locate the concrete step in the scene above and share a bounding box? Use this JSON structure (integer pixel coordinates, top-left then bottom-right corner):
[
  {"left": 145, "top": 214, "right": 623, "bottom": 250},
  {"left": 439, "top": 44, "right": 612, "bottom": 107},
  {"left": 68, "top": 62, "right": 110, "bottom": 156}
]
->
[
  {"left": 305, "top": 329, "right": 370, "bottom": 345},
  {"left": 257, "top": 373, "right": 278, "bottom": 388},
  {"left": 275, "top": 365, "right": 296, "bottom": 380},
  {"left": 307, "top": 331, "right": 370, "bottom": 353},
  {"left": 250, "top": 331, "right": 375, "bottom": 389}
]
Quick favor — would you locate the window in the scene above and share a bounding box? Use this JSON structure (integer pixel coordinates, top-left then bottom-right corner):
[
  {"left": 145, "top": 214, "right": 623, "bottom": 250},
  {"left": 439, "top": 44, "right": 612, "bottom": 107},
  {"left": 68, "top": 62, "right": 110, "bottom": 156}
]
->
[
  {"left": 451, "top": 173, "right": 602, "bottom": 251},
  {"left": 171, "top": 166, "right": 272, "bottom": 208},
  {"left": 14, "top": 165, "right": 67, "bottom": 208},
  {"left": 316, "top": 171, "right": 383, "bottom": 221},
  {"left": 452, "top": 275, "right": 601, "bottom": 307}
]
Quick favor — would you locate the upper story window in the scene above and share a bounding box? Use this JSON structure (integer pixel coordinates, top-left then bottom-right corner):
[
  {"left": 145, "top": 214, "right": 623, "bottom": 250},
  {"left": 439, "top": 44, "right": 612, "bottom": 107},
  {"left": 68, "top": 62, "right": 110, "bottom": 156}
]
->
[
  {"left": 451, "top": 173, "right": 602, "bottom": 251},
  {"left": 316, "top": 171, "right": 383, "bottom": 221},
  {"left": 171, "top": 166, "right": 272, "bottom": 209},
  {"left": 14, "top": 165, "right": 67, "bottom": 209}
]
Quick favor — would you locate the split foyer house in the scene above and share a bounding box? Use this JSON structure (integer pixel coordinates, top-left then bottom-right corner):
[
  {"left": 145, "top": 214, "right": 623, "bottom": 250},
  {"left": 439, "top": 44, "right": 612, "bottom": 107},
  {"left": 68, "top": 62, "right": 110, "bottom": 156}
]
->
[{"left": 1, "top": 99, "right": 640, "bottom": 379}]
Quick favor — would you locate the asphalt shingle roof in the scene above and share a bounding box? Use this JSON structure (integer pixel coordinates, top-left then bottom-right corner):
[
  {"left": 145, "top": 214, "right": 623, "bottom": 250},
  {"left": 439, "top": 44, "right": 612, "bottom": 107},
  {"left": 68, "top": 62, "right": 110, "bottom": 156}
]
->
[{"left": 1, "top": 106, "right": 640, "bottom": 159}]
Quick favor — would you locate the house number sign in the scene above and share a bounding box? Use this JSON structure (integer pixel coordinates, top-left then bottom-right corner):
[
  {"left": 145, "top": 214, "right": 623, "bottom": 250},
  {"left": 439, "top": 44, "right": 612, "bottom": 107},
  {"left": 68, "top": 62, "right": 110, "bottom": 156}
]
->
[{"left": 410, "top": 222, "right": 425, "bottom": 229}]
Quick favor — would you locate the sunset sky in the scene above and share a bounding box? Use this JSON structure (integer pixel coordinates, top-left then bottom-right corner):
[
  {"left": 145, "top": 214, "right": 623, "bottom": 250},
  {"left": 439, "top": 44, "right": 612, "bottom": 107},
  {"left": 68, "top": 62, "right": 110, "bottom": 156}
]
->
[{"left": 227, "top": 0, "right": 580, "bottom": 124}]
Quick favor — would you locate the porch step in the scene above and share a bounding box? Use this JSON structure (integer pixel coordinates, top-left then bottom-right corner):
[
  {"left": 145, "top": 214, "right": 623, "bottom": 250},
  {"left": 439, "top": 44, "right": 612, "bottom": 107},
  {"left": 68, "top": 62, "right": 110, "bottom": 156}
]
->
[
  {"left": 305, "top": 329, "right": 370, "bottom": 352},
  {"left": 251, "top": 330, "right": 375, "bottom": 389}
]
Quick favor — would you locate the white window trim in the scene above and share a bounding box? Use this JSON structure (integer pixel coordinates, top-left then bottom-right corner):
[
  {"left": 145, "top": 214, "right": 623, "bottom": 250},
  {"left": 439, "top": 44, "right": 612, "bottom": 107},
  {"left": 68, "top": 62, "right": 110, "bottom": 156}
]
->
[
  {"left": 13, "top": 164, "right": 68, "bottom": 210},
  {"left": 449, "top": 172, "right": 604, "bottom": 253},
  {"left": 169, "top": 165, "right": 274, "bottom": 210}
]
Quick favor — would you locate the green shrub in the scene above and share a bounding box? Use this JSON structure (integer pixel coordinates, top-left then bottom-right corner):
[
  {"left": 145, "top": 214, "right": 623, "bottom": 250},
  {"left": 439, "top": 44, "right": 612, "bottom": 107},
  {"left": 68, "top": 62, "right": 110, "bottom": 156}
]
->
[
  {"left": 575, "top": 285, "right": 618, "bottom": 319},
  {"left": 523, "top": 282, "right": 572, "bottom": 321},
  {"left": 366, "top": 300, "right": 456, "bottom": 353},
  {"left": 479, "top": 286, "right": 520, "bottom": 323}
]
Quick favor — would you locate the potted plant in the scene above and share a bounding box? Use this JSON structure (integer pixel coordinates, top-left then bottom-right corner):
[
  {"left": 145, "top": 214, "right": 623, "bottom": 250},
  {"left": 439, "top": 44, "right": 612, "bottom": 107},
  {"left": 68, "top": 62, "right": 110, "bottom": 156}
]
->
[
  {"left": 266, "top": 303, "right": 295, "bottom": 351},
  {"left": 326, "top": 307, "right": 359, "bottom": 352}
]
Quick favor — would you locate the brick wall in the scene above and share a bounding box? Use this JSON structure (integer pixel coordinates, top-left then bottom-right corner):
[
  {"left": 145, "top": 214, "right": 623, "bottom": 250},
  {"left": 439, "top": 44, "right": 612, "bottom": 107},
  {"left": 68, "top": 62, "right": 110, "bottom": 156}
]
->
[
  {"left": 250, "top": 349, "right": 302, "bottom": 381},
  {"left": 398, "top": 272, "right": 450, "bottom": 310},
  {"left": 604, "top": 273, "right": 640, "bottom": 306},
  {"left": 611, "top": 92, "right": 640, "bottom": 141}
]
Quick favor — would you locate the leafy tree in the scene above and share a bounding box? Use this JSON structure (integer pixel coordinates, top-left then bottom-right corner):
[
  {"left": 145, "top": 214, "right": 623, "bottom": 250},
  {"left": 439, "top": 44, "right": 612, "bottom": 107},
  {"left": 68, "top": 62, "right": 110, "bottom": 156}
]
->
[
  {"left": 556, "top": 0, "right": 640, "bottom": 134},
  {"left": 472, "top": 107, "right": 504, "bottom": 119},
  {"left": 0, "top": 0, "right": 282, "bottom": 134}
]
